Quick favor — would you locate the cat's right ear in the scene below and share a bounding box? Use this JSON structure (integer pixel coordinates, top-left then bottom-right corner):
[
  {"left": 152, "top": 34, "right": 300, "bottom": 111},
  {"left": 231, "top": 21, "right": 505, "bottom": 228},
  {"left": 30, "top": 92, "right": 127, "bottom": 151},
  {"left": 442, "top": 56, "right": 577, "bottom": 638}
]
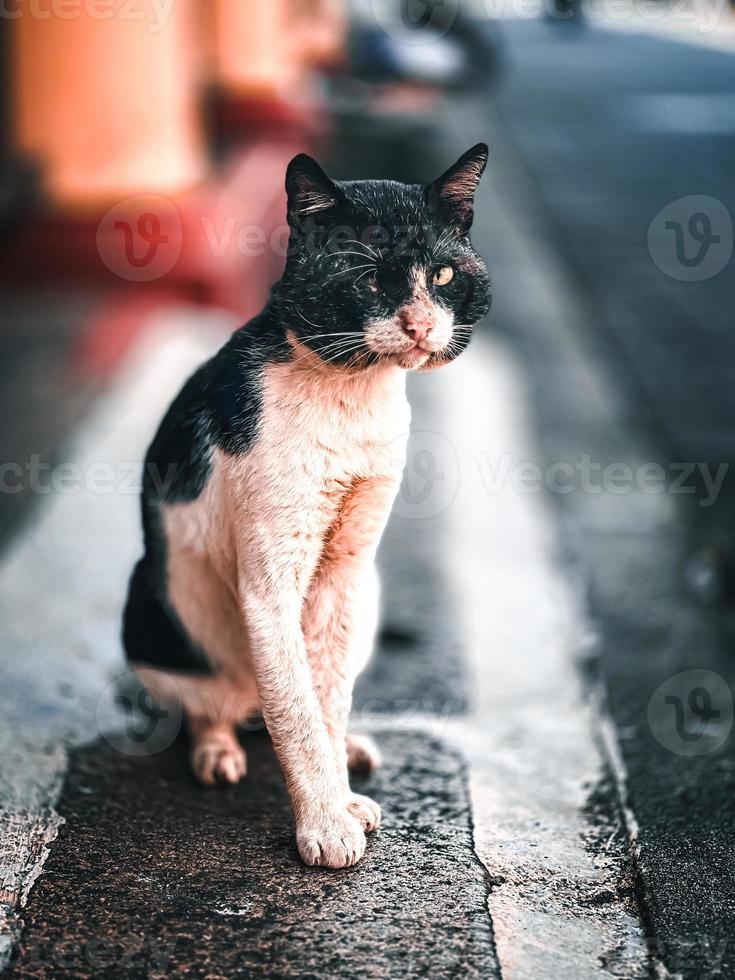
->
[
  {"left": 285, "top": 154, "right": 345, "bottom": 224},
  {"left": 426, "top": 143, "right": 489, "bottom": 233}
]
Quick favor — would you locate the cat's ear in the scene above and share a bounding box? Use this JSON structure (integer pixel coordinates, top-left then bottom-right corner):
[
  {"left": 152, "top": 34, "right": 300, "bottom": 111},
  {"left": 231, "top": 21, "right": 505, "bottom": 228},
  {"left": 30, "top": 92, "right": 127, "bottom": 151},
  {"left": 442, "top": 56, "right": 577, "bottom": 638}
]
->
[
  {"left": 426, "top": 143, "right": 489, "bottom": 232},
  {"left": 285, "top": 153, "right": 345, "bottom": 223}
]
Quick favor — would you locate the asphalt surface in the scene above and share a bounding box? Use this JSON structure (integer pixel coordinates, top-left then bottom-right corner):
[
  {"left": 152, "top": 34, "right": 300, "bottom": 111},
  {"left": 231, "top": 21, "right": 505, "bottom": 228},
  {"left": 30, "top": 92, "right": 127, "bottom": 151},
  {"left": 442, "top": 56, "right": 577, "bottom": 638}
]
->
[
  {"left": 491, "top": 17, "right": 735, "bottom": 571},
  {"left": 0, "top": 290, "right": 101, "bottom": 546},
  {"left": 6, "top": 733, "right": 495, "bottom": 979}
]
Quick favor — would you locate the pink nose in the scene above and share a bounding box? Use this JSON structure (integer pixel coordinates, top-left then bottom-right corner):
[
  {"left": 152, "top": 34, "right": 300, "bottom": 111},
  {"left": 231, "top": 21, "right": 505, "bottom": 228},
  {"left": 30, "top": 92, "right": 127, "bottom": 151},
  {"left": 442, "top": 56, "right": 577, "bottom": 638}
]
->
[{"left": 400, "top": 313, "right": 431, "bottom": 344}]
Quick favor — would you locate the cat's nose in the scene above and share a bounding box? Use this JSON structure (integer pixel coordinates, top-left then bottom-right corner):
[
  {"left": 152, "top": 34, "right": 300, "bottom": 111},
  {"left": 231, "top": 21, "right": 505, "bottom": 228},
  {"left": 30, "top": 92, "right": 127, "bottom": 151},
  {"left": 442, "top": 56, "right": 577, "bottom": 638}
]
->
[{"left": 399, "top": 312, "right": 431, "bottom": 344}]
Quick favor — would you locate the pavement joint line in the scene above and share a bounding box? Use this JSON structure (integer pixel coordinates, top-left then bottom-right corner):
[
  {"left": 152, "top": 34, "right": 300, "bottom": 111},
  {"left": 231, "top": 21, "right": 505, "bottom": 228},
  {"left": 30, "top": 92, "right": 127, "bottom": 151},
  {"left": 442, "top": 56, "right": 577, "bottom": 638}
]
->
[{"left": 591, "top": 687, "right": 679, "bottom": 980}]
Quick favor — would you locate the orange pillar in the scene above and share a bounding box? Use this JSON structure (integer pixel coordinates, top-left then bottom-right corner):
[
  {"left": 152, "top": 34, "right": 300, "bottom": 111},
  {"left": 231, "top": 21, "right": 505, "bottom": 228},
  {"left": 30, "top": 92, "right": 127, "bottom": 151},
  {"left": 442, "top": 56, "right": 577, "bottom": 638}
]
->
[
  {"left": 211, "top": 0, "right": 346, "bottom": 98},
  {"left": 11, "top": 0, "right": 205, "bottom": 206},
  {"left": 212, "top": 0, "right": 295, "bottom": 98}
]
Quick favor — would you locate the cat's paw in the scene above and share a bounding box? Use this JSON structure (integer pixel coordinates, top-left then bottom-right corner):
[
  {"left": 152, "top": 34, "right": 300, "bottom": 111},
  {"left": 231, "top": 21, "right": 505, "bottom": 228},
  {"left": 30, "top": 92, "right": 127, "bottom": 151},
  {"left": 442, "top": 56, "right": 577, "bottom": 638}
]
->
[
  {"left": 346, "top": 733, "right": 381, "bottom": 773},
  {"left": 296, "top": 809, "right": 367, "bottom": 868},
  {"left": 347, "top": 792, "right": 381, "bottom": 832},
  {"left": 191, "top": 732, "right": 247, "bottom": 786}
]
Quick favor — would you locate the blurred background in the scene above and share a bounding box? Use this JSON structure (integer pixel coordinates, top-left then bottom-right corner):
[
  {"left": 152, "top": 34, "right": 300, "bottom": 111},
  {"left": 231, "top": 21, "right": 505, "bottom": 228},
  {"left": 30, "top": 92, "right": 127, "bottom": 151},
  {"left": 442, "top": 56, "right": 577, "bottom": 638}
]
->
[
  {"left": 1, "top": 0, "right": 734, "bottom": 578},
  {"left": 1, "top": 1, "right": 735, "bottom": 977}
]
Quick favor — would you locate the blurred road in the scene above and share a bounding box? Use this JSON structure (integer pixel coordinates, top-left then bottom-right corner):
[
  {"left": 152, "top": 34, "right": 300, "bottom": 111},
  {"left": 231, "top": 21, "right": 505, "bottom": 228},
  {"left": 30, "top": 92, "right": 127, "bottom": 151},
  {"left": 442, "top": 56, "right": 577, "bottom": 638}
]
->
[
  {"left": 1, "top": 12, "right": 735, "bottom": 980},
  {"left": 481, "top": 16, "right": 735, "bottom": 980},
  {"left": 492, "top": 16, "right": 735, "bottom": 570}
]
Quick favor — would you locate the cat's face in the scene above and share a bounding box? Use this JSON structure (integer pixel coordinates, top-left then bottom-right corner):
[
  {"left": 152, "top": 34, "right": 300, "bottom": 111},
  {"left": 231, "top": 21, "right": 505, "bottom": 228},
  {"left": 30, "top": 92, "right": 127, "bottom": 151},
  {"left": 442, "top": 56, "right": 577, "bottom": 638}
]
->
[{"left": 276, "top": 145, "right": 491, "bottom": 371}]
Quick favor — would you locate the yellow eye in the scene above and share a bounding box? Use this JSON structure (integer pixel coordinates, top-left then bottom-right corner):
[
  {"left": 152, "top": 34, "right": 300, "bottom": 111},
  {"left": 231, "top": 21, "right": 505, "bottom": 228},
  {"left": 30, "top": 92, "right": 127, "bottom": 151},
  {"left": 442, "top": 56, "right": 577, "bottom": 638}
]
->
[{"left": 433, "top": 265, "right": 454, "bottom": 286}]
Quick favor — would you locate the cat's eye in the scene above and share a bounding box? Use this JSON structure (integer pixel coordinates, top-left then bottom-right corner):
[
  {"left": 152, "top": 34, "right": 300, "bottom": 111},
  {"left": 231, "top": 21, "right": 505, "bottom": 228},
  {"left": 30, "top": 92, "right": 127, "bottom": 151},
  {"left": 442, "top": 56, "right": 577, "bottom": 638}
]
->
[{"left": 433, "top": 265, "right": 454, "bottom": 287}]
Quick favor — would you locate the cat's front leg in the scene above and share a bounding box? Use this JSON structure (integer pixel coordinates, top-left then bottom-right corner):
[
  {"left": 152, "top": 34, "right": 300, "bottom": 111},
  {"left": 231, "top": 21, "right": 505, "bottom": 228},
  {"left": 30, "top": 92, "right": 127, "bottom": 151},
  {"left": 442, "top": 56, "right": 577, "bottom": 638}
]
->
[
  {"left": 302, "top": 476, "right": 400, "bottom": 832},
  {"left": 228, "top": 461, "right": 369, "bottom": 871},
  {"left": 239, "top": 581, "right": 367, "bottom": 867}
]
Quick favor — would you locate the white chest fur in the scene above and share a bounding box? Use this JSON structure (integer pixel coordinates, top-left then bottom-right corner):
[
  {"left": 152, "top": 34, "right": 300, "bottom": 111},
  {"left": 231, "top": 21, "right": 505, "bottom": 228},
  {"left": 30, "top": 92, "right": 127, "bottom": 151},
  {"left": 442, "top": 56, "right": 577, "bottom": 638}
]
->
[
  {"left": 257, "top": 357, "right": 411, "bottom": 483},
  {"left": 164, "top": 358, "right": 410, "bottom": 580}
]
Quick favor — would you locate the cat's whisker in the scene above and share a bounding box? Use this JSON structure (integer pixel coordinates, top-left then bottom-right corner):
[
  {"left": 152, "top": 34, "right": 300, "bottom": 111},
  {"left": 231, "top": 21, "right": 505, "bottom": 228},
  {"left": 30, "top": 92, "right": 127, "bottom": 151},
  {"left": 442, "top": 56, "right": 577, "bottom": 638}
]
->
[
  {"left": 299, "top": 339, "right": 370, "bottom": 377},
  {"left": 326, "top": 264, "right": 375, "bottom": 282},
  {"left": 278, "top": 328, "right": 366, "bottom": 363},
  {"left": 291, "top": 338, "right": 367, "bottom": 368},
  {"left": 339, "top": 240, "right": 380, "bottom": 259},
  {"left": 353, "top": 268, "right": 376, "bottom": 286},
  {"left": 332, "top": 249, "right": 378, "bottom": 261},
  {"left": 432, "top": 227, "right": 455, "bottom": 256},
  {"left": 297, "top": 311, "right": 327, "bottom": 330}
]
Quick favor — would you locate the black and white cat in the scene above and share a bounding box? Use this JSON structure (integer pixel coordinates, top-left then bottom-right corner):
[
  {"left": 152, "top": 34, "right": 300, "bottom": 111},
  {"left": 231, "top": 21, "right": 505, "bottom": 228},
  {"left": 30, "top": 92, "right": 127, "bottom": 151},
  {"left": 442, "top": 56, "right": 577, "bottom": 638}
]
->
[{"left": 123, "top": 144, "right": 491, "bottom": 868}]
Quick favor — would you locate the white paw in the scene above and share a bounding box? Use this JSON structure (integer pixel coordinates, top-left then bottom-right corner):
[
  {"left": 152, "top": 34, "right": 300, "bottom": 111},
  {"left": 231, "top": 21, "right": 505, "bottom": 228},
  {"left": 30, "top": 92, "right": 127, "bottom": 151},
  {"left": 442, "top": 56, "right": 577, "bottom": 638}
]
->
[
  {"left": 346, "top": 733, "right": 381, "bottom": 773},
  {"left": 347, "top": 792, "right": 381, "bottom": 832},
  {"left": 191, "top": 734, "right": 247, "bottom": 786},
  {"left": 297, "top": 809, "right": 367, "bottom": 868}
]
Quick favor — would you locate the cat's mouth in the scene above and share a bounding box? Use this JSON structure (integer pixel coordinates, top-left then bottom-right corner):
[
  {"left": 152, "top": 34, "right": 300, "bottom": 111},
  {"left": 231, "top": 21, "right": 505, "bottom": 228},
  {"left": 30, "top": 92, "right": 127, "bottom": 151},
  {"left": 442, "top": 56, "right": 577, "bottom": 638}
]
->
[{"left": 397, "top": 344, "right": 431, "bottom": 367}]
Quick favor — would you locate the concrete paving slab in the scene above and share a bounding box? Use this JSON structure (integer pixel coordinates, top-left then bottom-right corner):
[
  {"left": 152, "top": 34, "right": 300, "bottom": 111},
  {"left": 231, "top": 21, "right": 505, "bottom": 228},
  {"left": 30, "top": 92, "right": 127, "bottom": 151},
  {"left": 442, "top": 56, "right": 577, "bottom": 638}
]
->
[{"left": 5, "top": 732, "right": 497, "bottom": 979}]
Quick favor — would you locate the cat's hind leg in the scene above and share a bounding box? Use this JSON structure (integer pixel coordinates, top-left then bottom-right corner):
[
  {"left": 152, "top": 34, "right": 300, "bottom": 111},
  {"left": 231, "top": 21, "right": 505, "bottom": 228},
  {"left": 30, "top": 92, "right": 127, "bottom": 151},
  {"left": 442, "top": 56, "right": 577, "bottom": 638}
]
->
[
  {"left": 344, "top": 564, "right": 382, "bottom": 775},
  {"left": 124, "top": 543, "right": 259, "bottom": 789},
  {"left": 346, "top": 733, "right": 381, "bottom": 773},
  {"left": 189, "top": 717, "right": 247, "bottom": 786},
  {"left": 133, "top": 666, "right": 256, "bottom": 786}
]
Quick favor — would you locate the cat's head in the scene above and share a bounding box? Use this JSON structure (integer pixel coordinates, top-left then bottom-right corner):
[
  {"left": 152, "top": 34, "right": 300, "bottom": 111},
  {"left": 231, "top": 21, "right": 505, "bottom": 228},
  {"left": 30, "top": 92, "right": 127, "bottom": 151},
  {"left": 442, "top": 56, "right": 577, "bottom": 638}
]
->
[{"left": 275, "top": 144, "right": 491, "bottom": 371}]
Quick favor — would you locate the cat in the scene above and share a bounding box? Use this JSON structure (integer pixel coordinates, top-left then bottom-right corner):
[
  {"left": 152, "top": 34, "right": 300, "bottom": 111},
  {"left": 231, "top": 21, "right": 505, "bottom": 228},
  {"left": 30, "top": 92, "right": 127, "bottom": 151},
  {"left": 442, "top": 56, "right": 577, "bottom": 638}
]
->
[{"left": 122, "top": 144, "right": 491, "bottom": 868}]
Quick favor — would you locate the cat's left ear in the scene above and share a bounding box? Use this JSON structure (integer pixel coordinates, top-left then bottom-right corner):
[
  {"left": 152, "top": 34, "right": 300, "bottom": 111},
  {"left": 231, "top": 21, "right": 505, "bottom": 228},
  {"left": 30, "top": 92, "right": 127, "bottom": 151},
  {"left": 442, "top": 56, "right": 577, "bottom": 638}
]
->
[
  {"left": 285, "top": 153, "right": 346, "bottom": 224},
  {"left": 426, "top": 143, "right": 489, "bottom": 232}
]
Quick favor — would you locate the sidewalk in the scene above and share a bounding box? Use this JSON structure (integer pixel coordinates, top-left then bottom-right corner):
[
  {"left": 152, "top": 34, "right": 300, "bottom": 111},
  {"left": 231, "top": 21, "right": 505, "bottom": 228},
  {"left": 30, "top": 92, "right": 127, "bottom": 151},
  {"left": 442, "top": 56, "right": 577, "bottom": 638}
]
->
[
  {"left": 0, "top": 310, "right": 645, "bottom": 975},
  {"left": 0, "top": 316, "right": 502, "bottom": 978}
]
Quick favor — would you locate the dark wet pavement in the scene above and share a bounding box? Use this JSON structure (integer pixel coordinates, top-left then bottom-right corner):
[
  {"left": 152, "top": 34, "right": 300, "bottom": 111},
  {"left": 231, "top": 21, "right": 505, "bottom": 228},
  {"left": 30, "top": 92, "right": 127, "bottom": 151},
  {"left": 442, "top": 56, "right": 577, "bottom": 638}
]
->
[{"left": 6, "top": 733, "right": 497, "bottom": 979}]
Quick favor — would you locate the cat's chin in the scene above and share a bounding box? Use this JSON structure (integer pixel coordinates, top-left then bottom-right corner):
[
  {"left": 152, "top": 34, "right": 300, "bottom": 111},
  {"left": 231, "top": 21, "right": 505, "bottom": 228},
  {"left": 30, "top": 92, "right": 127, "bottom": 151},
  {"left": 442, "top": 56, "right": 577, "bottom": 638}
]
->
[{"left": 392, "top": 348, "right": 432, "bottom": 370}]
